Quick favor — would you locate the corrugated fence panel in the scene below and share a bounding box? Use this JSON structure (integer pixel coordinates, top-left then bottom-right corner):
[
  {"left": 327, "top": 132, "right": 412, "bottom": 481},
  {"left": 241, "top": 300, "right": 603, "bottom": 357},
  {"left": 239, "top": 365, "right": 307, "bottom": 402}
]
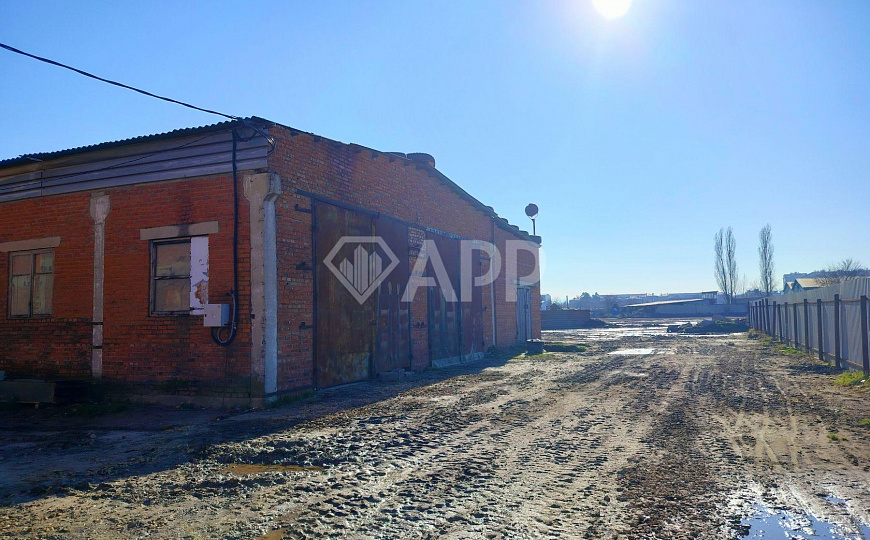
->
[
  {"left": 751, "top": 278, "right": 870, "bottom": 370},
  {"left": 844, "top": 302, "right": 863, "bottom": 368},
  {"left": 822, "top": 303, "right": 834, "bottom": 360}
]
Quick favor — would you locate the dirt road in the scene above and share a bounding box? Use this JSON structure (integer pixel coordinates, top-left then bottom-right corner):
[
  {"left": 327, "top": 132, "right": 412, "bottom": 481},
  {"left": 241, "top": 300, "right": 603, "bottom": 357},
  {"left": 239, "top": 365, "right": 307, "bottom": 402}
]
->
[{"left": 3, "top": 319, "right": 870, "bottom": 539}]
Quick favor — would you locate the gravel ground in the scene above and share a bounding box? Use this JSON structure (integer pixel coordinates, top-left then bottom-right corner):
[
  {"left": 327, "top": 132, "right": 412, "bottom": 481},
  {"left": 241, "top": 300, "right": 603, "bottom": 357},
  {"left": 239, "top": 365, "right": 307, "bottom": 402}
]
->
[{"left": 3, "top": 319, "right": 870, "bottom": 539}]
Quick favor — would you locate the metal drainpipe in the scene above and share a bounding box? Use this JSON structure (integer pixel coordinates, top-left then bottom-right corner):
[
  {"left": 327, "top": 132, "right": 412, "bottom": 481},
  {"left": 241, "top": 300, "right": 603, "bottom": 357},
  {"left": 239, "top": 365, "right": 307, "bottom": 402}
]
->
[{"left": 490, "top": 219, "right": 497, "bottom": 347}]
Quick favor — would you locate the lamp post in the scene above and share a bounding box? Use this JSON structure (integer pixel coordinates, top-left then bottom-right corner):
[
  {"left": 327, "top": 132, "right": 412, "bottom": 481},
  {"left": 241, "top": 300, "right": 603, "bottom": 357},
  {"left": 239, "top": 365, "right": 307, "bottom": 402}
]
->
[{"left": 525, "top": 203, "right": 538, "bottom": 236}]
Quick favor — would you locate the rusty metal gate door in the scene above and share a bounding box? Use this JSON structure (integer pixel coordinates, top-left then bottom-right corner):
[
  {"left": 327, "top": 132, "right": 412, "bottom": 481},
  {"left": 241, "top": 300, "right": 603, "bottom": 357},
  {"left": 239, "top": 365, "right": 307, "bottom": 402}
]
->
[
  {"left": 428, "top": 234, "right": 462, "bottom": 362},
  {"left": 373, "top": 217, "right": 411, "bottom": 374},
  {"left": 314, "top": 202, "right": 376, "bottom": 388},
  {"left": 516, "top": 287, "right": 532, "bottom": 342},
  {"left": 461, "top": 248, "right": 485, "bottom": 357}
]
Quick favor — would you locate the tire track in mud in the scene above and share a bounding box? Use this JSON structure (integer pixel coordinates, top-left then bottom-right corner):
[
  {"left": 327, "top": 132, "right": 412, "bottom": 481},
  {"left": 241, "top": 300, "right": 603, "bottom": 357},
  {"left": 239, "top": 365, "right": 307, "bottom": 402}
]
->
[
  {"left": 229, "top": 357, "right": 635, "bottom": 539},
  {"left": 8, "top": 329, "right": 870, "bottom": 539}
]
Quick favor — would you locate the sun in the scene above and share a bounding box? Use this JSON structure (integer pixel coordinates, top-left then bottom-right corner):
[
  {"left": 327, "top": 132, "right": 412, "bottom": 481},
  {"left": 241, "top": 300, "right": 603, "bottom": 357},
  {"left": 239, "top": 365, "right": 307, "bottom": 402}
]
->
[{"left": 592, "top": 0, "right": 633, "bottom": 19}]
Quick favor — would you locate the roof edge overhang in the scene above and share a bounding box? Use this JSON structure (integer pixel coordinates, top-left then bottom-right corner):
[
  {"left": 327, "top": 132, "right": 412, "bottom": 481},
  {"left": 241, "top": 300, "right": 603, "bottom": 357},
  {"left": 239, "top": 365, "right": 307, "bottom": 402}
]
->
[{"left": 0, "top": 116, "right": 538, "bottom": 244}]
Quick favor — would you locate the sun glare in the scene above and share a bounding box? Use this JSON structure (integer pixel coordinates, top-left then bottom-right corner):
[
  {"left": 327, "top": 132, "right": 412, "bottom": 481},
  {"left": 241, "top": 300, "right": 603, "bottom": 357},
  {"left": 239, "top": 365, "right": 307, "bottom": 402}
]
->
[{"left": 592, "top": 0, "right": 633, "bottom": 19}]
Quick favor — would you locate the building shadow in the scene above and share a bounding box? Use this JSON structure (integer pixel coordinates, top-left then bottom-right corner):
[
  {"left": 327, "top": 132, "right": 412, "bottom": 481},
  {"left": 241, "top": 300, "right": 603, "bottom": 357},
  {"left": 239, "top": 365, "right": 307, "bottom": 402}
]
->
[{"left": 0, "top": 353, "right": 515, "bottom": 507}]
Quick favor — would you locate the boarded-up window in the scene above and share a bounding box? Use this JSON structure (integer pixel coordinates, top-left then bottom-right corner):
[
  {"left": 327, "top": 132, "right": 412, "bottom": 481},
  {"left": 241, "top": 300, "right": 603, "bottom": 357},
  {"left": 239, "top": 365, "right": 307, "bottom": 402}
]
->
[
  {"left": 9, "top": 250, "right": 53, "bottom": 317},
  {"left": 151, "top": 240, "right": 191, "bottom": 315}
]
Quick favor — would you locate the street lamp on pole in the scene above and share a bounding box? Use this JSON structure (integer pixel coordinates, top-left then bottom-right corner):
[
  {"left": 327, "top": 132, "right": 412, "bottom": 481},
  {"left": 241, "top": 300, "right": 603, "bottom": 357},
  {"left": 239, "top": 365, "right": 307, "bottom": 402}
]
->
[{"left": 525, "top": 203, "right": 538, "bottom": 236}]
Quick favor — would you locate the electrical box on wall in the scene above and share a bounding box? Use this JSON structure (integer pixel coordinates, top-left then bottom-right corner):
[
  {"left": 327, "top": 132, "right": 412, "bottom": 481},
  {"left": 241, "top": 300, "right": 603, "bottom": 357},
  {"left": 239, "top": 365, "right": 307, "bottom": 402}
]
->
[{"left": 203, "top": 304, "right": 230, "bottom": 327}]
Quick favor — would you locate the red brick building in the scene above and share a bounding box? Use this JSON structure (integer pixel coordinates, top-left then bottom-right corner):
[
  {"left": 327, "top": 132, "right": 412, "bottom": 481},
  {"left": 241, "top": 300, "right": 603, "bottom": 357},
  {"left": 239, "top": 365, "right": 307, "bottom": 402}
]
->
[{"left": 0, "top": 118, "right": 541, "bottom": 406}]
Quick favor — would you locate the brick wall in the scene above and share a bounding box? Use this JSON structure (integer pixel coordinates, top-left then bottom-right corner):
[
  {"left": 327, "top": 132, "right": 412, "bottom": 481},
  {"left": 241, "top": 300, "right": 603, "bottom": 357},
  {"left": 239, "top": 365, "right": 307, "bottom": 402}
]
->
[
  {"left": 0, "top": 192, "right": 94, "bottom": 379},
  {"left": 101, "top": 176, "right": 252, "bottom": 393},
  {"left": 0, "top": 175, "right": 254, "bottom": 396},
  {"left": 267, "top": 126, "right": 541, "bottom": 391}
]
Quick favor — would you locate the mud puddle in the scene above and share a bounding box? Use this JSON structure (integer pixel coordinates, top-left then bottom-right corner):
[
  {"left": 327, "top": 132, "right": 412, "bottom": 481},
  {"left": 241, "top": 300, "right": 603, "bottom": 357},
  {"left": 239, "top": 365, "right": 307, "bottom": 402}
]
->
[
  {"left": 740, "top": 503, "right": 870, "bottom": 539},
  {"left": 546, "top": 317, "right": 700, "bottom": 342},
  {"left": 608, "top": 348, "right": 655, "bottom": 355},
  {"left": 256, "top": 529, "right": 286, "bottom": 540}
]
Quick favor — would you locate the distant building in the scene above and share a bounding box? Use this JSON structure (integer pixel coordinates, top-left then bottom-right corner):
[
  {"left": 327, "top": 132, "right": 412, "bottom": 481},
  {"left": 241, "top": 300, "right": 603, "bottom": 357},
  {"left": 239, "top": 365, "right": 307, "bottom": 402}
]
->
[
  {"left": 541, "top": 294, "right": 552, "bottom": 311},
  {"left": 619, "top": 297, "right": 747, "bottom": 317},
  {"left": 541, "top": 308, "right": 591, "bottom": 330},
  {"left": 783, "top": 271, "right": 821, "bottom": 291},
  {"left": 784, "top": 269, "right": 870, "bottom": 291},
  {"left": 785, "top": 278, "right": 825, "bottom": 293}
]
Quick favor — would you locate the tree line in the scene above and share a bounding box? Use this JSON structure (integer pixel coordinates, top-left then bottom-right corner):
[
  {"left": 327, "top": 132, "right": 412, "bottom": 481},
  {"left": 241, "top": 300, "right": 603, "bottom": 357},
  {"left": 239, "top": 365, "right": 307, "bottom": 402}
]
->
[{"left": 713, "top": 225, "right": 866, "bottom": 303}]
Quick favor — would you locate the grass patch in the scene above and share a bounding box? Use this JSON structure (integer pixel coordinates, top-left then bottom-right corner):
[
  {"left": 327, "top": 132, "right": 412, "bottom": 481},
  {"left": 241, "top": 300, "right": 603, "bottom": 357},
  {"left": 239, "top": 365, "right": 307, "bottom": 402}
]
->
[
  {"left": 858, "top": 418, "right": 870, "bottom": 427},
  {"left": 755, "top": 335, "right": 775, "bottom": 347},
  {"left": 543, "top": 342, "right": 587, "bottom": 353},
  {"left": 828, "top": 433, "right": 847, "bottom": 441},
  {"left": 751, "top": 334, "right": 815, "bottom": 358},
  {"left": 266, "top": 390, "right": 314, "bottom": 409},
  {"left": 834, "top": 371, "right": 869, "bottom": 387}
]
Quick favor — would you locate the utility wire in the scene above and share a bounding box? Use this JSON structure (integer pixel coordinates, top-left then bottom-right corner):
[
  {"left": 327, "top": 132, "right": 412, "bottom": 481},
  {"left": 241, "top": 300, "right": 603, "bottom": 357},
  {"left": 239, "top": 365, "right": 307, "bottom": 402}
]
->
[{"left": 0, "top": 42, "right": 239, "bottom": 121}]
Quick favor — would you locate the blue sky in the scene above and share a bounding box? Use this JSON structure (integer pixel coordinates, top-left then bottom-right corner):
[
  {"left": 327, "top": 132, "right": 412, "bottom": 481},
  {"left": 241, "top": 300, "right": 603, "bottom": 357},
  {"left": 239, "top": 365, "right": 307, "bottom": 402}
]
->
[{"left": 1, "top": 1, "right": 868, "bottom": 297}]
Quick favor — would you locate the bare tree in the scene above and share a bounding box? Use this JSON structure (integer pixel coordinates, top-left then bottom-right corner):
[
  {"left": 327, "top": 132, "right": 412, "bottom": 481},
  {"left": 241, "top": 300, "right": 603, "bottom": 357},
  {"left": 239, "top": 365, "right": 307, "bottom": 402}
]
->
[
  {"left": 758, "top": 224, "right": 775, "bottom": 295},
  {"left": 817, "top": 258, "right": 868, "bottom": 286},
  {"left": 714, "top": 227, "right": 738, "bottom": 303},
  {"left": 726, "top": 228, "right": 738, "bottom": 304},
  {"left": 714, "top": 229, "right": 727, "bottom": 302}
]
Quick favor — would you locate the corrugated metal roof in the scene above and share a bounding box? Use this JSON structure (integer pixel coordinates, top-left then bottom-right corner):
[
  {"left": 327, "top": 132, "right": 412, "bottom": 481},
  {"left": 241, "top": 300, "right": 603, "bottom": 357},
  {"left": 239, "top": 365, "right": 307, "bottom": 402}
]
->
[
  {"left": 0, "top": 118, "right": 251, "bottom": 168},
  {"left": 622, "top": 298, "right": 710, "bottom": 308}
]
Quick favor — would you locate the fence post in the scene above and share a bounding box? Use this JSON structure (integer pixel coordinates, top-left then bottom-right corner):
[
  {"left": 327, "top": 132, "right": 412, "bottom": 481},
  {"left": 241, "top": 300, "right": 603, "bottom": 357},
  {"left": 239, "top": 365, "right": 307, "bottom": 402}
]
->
[
  {"left": 784, "top": 302, "right": 789, "bottom": 345},
  {"left": 834, "top": 294, "right": 841, "bottom": 370},
  {"left": 761, "top": 300, "right": 766, "bottom": 333},
  {"left": 793, "top": 302, "right": 799, "bottom": 350},
  {"left": 769, "top": 299, "right": 774, "bottom": 336},
  {"left": 791, "top": 302, "right": 801, "bottom": 349},
  {"left": 804, "top": 299, "right": 810, "bottom": 353},
  {"left": 817, "top": 298, "right": 824, "bottom": 361},
  {"left": 778, "top": 304, "right": 788, "bottom": 342},
  {"left": 759, "top": 302, "right": 763, "bottom": 331},
  {"left": 772, "top": 301, "right": 778, "bottom": 340},
  {"left": 758, "top": 302, "right": 762, "bottom": 331},
  {"left": 861, "top": 295, "right": 869, "bottom": 375}
]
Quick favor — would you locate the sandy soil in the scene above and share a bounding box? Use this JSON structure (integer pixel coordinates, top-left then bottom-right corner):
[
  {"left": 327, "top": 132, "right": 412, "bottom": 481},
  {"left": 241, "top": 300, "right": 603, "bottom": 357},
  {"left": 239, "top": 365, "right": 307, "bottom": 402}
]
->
[{"left": 2, "top": 319, "right": 870, "bottom": 539}]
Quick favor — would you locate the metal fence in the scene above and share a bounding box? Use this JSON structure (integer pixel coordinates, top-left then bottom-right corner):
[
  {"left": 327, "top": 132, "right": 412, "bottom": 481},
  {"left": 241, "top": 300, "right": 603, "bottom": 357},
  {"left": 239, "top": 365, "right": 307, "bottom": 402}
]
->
[{"left": 748, "top": 278, "right": 870, "bottom": 372}]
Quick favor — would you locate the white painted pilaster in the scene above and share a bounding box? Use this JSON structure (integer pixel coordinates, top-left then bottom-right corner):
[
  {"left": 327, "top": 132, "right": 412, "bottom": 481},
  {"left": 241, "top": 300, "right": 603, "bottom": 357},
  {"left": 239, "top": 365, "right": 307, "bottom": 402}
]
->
[{"left": 243, "top": 173, "right": 282, "bottom": 397}]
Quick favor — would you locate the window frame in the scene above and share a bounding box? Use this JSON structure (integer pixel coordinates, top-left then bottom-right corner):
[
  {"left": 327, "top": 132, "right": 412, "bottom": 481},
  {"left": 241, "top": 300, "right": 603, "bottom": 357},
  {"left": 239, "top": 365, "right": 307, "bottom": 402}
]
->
[
  {"left": 8, "top": 248, "right": 54, "bottom": 319},
  {"left": 149, "top": 238, "right": 193, "bottom": 316}
]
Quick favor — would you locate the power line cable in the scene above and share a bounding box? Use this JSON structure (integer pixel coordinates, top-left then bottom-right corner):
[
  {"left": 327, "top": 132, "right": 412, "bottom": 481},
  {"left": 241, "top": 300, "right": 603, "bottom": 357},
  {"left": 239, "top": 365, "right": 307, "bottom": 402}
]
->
[{"left": 0, "top": 42, "right": 239, "bottom": 121}]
